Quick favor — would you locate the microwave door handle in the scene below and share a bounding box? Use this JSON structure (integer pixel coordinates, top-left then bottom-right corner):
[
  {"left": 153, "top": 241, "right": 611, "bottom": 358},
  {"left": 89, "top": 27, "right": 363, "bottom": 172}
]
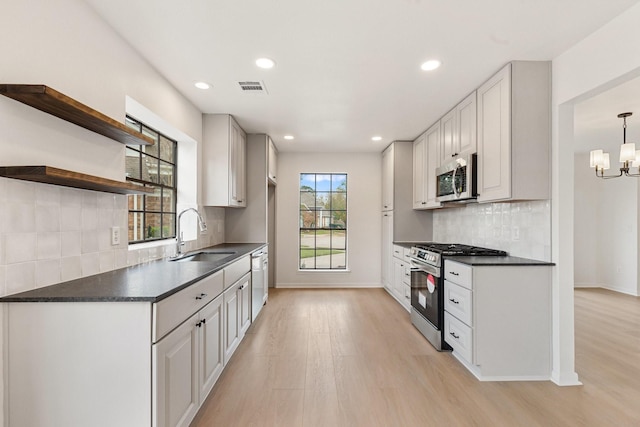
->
[{"left": 452, "top": 163, "right": 459, "bottom": 198}]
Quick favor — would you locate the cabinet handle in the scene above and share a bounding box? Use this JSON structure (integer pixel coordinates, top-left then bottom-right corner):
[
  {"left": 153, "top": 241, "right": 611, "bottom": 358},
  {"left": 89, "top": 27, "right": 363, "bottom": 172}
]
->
[
  {"left": 421, "top": 202, "right": 426, "bottom": 205},
  {"left": 202, "top": 318, "right": 206, "bottom": 324},
  {"left": 449, "top": 298, "right": 459, "bottom": 304},
  {"left": 238, "top": 200, "right": 243, "bottom": 203},
  {"left": 449, "top": 271, "right": 459, "bottom": 276},
  {"left": 405, "top": 295, "right": 410, "bottom": 300},
  {"left": 449, "top": 332, "right": 460, "bottom": 339},
  {"left": 196, "top": 321, "right": 202, "bottom": 328},
  {"left": 195, "top": 293, "right": 208, "bottom": 300}
]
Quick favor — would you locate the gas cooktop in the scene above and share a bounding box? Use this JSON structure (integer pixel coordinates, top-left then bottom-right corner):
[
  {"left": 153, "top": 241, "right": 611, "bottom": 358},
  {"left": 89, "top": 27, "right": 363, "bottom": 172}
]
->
[{"left": 413, "top": 243, "right": 507, "bottom": 256}]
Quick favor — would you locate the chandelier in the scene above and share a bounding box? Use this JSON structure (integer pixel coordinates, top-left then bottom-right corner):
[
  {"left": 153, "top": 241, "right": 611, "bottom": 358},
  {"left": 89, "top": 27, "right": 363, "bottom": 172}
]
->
[{"left": 590, "top": 112, "right": 640, "bottom": 178}]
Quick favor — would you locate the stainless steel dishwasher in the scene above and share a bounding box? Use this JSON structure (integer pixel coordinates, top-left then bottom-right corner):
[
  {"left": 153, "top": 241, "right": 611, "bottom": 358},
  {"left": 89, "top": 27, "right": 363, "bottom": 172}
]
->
[{"left": 251, "top": 247, "right": 268, "bottom": 321}]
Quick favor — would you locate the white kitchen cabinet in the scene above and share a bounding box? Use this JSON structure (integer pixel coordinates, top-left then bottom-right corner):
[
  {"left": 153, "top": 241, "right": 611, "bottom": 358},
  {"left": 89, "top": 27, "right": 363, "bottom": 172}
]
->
[
  {"left": 223, "top": 271, "right": 251, "bottom": 364},
  {"left": 381, "top": 210, "right": 393, "bottom": 292},
  {"left": 443, "top": 259, "right": 552, "bottom": 381},
  {"left": 456, "top": 91, "right": 477, "bottom": 157},
  {"left": 381, "top": 144, "right": 394, "bottom": 211},
  {"left": 440, "top": 91, "right": 477, "bottom": 164},
  {"left": 390, "top": 245, "right": 411, "bottom": 312},
  {"left": 4, "top": 254, "right": 252, "bottom": 427},
  {"left": 477, "top": 61, "right": 550, "bottom": 203},
  {"left": 412, "top": 132, "right": 426, "bottom": 209},
  {"left": 413, "top": 122, "right": 441, "bottom": 209},
  {"left": 198, "top": 294, "right": 225, "bottom": 402},
  {"left": 153, "top": 312, "right": 199, "bottom": 427},
  {"left": 440, "top": 108, "right": 456, "bottom": 164},
  {"left": 268, "top": 136, "right": 278, "bottom": 184},
  {"left": 202, "top": 114, "right": 247, "bottom": 207}
]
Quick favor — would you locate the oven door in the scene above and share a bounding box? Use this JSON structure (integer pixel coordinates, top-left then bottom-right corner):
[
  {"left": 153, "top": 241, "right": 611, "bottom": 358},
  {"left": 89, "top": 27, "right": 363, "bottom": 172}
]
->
[{"left": 410, "top": 261, "right": 441, "bottom": 329}]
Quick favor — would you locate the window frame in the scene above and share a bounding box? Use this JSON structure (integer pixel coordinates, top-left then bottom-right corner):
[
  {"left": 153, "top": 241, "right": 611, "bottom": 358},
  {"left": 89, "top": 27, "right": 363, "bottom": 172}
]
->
[
  {"left": 298, "top": 173, "right": 348, "bottom": 271},
  {"left": 125, "top": 116, "right": 178, "bottom": 244}
]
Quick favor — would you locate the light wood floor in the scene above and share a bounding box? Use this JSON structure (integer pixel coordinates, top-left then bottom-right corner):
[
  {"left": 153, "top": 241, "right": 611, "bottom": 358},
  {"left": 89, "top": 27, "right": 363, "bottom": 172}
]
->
[{"left": 191, "top": 287, "right": 640, "bottom": 426}]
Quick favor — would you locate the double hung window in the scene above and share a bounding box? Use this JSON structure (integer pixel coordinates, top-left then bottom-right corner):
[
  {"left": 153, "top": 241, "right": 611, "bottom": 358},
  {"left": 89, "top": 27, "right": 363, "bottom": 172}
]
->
[{"left": 299, "top": 173, "right": 347, "bottom": 270}]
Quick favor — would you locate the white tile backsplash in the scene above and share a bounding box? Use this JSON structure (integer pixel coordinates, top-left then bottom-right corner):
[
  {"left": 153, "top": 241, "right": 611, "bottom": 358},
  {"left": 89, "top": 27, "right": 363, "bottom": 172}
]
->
[
  {"left": 433, "top": 200, "right": 551, "bottom": 261},
  {"left": 36, "top": 259, "right": 61, "bottom": 288},
  {"left": 5, "top": 233, "right": 37, "bottom": 264},
  {"left": 0, "top": 178, "right": 226, "bottom": 296}
]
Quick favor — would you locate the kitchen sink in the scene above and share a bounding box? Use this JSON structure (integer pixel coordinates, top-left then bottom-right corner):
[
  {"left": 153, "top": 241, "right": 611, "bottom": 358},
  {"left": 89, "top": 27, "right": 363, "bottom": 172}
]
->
[{"left": 170, "top": 251, "right": 236, "bottom": 262}]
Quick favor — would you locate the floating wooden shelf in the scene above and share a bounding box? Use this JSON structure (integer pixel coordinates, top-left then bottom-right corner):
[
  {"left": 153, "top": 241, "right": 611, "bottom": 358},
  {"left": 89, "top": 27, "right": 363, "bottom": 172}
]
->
[
  {"left": 0, "top": 84, "right": 154, "bottom": 146},
  {"left": 0, "top": 166, "right": 153, "bottom": 195}
]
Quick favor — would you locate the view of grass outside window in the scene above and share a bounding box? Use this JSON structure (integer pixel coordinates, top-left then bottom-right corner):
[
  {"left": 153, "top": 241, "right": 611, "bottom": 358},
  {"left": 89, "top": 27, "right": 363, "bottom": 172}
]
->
[
  {"left": 125, "top": 116, "right": 177, "bottom": 243},
  {"left": 299, "top": 173, "right": 347, "bottom": 270}
]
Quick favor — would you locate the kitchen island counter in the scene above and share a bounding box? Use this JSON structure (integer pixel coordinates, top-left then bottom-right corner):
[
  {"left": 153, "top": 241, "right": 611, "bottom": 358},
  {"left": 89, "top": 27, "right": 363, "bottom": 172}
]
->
[{"left": 445, "top": 255, "right": 554, "bottom": 266}]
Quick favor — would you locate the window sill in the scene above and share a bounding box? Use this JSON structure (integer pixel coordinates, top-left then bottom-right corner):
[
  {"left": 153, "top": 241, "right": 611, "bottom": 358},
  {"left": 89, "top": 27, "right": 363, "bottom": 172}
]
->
[
  {"left": 128, "top": 239, "right": 174, "bottom": 251},
  {"left": 297, "top": 269, "right": 351, "bottom": 273}
]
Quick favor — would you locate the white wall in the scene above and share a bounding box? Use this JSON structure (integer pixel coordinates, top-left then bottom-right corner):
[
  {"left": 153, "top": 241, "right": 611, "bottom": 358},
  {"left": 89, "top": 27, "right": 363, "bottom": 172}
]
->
[
  {"left": 574, "top": 152, "right": 638, "bottom": 295},
  {"left": 276, "top": 152, "right": 381, "bottom": 287},
  {"left": 433, "top": 200, "right": 551, "bottom": 260},
  {"left": 552, "top": 2, "right": 640, "bottom": 385}
]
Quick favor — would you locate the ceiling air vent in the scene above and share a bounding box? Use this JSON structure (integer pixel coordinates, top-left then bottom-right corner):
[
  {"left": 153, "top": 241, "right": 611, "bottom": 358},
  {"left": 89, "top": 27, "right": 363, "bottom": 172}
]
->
[{"left": 238, "top": 80, "right": 268, "bottom": 94}]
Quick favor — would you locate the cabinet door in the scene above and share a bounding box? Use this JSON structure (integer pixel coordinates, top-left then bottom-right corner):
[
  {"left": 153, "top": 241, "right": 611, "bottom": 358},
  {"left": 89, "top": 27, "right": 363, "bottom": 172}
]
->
[
  {"left": 477, "top": 64, "right": 511, "bottom": 202},
  {"left": 238, "top": 273, "right": 252, "bottom": 336},
  {"left": 425, "top": 122, "right": 441, "bottom": 208},
  {"left": 381, "top": 211, "right": 393, "bottom": 290},
  {"left": 229, "top": 120, "right": 247, "bottom": 207},
  {"left": 153, "top": 313, "right": 199, "bottom": 427},
  {"left": 268, "top": 137, "right": 277, "bottom": 184},
  {"left": 198, "top": 295, "right": 224, "bottom": 402},
  {"left": 223, "top": 284, "right": 240, "bottom": 364},
  {"left": 440, "top": 109, "right": 457, "bottom": 164},
  {"left": 392, "top": 258, "right": 405, "bottom": 301},
  {"left": 412, "top": 133, "right": 426, "bottom": 208},
  {"left": 457, "top": 91, "right": 477, "bottom": 156},
  {"left": 381, "top": 145, "right": 394, "bottom": 211}
]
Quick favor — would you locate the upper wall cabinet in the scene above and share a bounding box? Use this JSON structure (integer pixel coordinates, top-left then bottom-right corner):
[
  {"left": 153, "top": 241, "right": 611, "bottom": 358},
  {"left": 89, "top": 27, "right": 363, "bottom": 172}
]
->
[
  {"left": 268, "top": 137, "right": 278, "bottom": 185},
  {"left": 203, "top": 114, "right": 247, "bottom": 207},
  {"left": 413, "top": 123, "right": 441, "bottom": 210},
  {"left": 381, "top": 145, "right": 394, "bottom": 211},
  {"left": 477, "top": 62, "right": 550, "bottom": 203},
  {"left": 440, "top": 91, "right": 477, "bottom": 165}
]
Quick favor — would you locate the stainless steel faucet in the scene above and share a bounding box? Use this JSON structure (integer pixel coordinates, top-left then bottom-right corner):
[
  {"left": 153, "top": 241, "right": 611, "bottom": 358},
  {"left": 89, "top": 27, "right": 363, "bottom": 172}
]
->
[{"left": 174, "top": 208, "right": 208, "bottom": 257}]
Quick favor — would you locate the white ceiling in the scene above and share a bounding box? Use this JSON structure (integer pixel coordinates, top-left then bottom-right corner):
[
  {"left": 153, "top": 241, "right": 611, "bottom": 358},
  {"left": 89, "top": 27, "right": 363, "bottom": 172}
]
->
[{"left": 84, "top": 0, "right": 639, "bottom": 152}]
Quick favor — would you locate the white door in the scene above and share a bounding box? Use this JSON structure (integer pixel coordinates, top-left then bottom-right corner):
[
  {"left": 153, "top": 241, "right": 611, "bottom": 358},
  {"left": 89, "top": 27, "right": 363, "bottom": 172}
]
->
[
  {"left": 153, "top": 313, "right": 199, "bottom": 427},
  {"left": 381, "top": 211, "right": 393, "bottom": 291},
  {"left": 381, "top": 145, "right": 394, "bottom": 211},
  {"left": 457, "top": 91, "right": 477, "bottom": 157},
  {"left": 440, "top": 109, "right": 457, "bottom": 164},
  {"left": 412, "top": 133, "right": 426, "bottom": 208},
  {"left": 198, "top": 295, "right": 224, "bottom": 402},
  {"left": 425, "top": 122, "right": 441, "bottom": 208}
]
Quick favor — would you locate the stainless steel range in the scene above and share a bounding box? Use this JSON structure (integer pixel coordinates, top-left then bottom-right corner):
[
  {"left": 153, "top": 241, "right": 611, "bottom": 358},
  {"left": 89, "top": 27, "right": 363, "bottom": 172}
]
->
[{"left": 409, "top": 243, "right": 506, "bottom": 351}]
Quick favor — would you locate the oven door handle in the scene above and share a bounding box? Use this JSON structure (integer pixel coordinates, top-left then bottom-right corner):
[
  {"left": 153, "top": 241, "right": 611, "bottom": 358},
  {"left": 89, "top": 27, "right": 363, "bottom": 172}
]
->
[{"left": 409, "top": 260, "right": 440, "bottom": 277}]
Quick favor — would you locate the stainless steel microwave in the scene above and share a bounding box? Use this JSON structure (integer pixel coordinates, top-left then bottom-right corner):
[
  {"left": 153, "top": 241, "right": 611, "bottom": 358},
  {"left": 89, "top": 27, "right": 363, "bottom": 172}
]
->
[{"left": 435, "top": 153, "right": 477, "bottom": 202}]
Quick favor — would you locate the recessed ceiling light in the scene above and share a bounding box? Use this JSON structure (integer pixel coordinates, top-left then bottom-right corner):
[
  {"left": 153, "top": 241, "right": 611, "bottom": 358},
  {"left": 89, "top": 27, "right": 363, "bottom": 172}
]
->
[
  {"left": 371, "top": 136, "right": 383, "bottom": 141},
  {"left": 284, "top": 135, "right": 294, "bottom": 140},
  {"left": 256, "top": 58, "right": 276, "bottom": 69},
  {"left": 194, "top": 81, "right": 210, "bottom": 90},
  {"left": 420, "top": 60, "right": 441, "bottom": 71}
]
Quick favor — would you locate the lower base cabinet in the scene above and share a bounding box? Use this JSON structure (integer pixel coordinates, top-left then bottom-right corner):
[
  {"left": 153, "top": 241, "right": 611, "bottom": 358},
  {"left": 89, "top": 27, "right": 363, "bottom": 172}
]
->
[{"left": 4, "top": 255, "right": 253, "bottom": 427}]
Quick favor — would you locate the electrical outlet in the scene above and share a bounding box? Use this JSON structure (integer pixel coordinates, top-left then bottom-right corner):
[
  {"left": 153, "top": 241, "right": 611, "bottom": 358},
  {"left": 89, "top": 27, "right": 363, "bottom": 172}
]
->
[{"left": 111, "top": 226, "right": 120, "bottom": 245}]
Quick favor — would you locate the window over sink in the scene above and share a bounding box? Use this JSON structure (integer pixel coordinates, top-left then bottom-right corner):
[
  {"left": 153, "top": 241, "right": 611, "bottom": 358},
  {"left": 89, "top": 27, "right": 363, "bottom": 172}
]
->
[
  {"left": 125, "top": 116, "right": 178, "bottom": 243},
  {"left": 299, "top": 173, "right": 347, "bottom": 270}
]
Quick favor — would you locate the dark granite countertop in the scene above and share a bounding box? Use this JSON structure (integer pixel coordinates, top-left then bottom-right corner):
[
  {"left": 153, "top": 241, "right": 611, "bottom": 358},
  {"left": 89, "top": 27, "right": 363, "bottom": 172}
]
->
[
  {"left": 0, "top": 243, "right": 266, "bottom": 303},
  {"left": 444, "top": 255, "right": 554, "bottom": 266}
]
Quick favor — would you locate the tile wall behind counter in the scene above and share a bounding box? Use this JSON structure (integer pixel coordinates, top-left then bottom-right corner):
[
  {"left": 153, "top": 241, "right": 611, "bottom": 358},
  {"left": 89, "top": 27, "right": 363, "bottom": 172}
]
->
[
  {"left": 0, "top": 177, "right": 225, "bottom": 297},
  {"left": 433, "top": 200, "right": 551, "bottom": 261}
]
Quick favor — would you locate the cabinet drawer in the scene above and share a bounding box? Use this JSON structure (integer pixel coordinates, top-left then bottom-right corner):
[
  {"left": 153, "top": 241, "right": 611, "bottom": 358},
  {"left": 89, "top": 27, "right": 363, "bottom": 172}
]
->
[
  {"left": 402, "top": 284, "right": 411, "bottom": 311},
  {"left": 444, "top": 260, "right": 472, "bottom": 289},
  {"left": 224, "top": 255, "right": 250, "bottom": 289},
  {"left": 153, "top": 270, "right": 224, "bottom": 343},
  {"left": 444, "top": 280, "right": 472, "bottom": 325},
  {"left": 392, "top": 245, "right": 404, "bottom": 260},
  {"left": 445, "top": 312, "right": 473, "bottom": 363},
  {"left": 403, "top": 247, "right": 412, "bottom": 262},
  {"left": 403, "top": 264, "right": 411, "bottom": 286}
]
